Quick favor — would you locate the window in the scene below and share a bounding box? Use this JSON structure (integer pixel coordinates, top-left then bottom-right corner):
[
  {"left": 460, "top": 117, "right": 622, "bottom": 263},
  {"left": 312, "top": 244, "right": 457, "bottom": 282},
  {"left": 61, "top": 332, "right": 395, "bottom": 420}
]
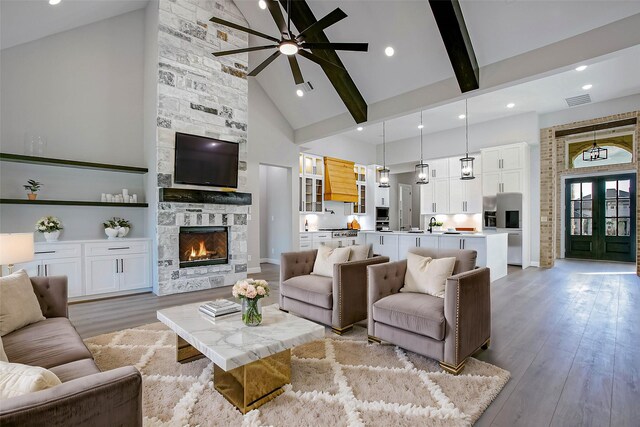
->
[
  {"left": 569, "top": 182, "right": 592, "bottom": 235},
  {"left": 605, "top": 179, "right": 631, "bottom": 236},
  {"left": 566, "top": 131, "right": 634, "bottom": 169}
]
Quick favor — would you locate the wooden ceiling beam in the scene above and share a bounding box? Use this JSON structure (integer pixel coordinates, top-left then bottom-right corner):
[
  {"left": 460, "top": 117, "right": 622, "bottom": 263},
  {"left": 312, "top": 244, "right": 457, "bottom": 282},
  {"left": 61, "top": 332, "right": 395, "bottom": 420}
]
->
[
  {"left": 279, "top": 0, "right": 367, "bottom": 124},
  {"left": 429, "top": 0, "right": 479, "bottom": 93}
]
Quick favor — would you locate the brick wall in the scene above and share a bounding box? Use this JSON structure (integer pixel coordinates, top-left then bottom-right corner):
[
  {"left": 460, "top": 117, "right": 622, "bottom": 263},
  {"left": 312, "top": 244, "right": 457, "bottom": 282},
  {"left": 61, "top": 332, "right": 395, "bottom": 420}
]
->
[{"left": 539, "top": 111, "right": 640, "bottom": 275}]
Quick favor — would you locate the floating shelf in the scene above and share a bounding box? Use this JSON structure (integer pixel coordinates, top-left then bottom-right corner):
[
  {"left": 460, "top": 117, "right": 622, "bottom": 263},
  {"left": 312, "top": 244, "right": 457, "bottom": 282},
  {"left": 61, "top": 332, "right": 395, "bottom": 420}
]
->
[
  {"left": 0, "top": 199, "right": 148, "bottom": 208},
  {"left": 0, "top": 153, "right": 148, "bottom": 174}
]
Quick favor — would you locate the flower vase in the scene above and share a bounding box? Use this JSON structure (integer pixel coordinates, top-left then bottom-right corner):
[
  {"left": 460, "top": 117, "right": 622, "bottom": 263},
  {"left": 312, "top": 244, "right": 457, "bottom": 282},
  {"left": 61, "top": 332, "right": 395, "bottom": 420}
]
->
[
  {"left": 43, "top": 230, "right": 60, "bottom": 242},
  {"left": 241, "top": 298, "right": 262, "bottom": 326}
]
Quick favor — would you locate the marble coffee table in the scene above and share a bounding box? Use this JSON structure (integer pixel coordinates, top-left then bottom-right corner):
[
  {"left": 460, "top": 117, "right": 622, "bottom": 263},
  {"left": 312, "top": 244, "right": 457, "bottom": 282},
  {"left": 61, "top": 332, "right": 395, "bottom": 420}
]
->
[{"left": 157, "top": 303, "right": 324, "bottom": 413}]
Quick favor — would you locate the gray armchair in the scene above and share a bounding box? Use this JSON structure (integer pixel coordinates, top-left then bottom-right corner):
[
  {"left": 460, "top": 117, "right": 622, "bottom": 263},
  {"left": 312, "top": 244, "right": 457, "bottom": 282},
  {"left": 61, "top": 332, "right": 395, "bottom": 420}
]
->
[
  {"left": 279, "top": 249, "right": 389, "bottom": 334},
  {"left": 367, "top": 248, "right": 491, "bottom": 374}
]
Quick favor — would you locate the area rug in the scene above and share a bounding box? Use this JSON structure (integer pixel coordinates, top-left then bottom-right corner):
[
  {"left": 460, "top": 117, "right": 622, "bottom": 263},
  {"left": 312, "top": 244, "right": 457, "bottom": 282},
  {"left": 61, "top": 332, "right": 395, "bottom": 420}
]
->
[{"left": 85, "top": 323, "right": 509, "bottom": 426}]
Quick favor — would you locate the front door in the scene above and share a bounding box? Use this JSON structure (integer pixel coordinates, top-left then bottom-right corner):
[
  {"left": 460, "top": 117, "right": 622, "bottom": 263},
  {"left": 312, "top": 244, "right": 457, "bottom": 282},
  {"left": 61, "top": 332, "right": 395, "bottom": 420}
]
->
[{"left": 565, "top": 174, "right": 636, "bottom": 262}]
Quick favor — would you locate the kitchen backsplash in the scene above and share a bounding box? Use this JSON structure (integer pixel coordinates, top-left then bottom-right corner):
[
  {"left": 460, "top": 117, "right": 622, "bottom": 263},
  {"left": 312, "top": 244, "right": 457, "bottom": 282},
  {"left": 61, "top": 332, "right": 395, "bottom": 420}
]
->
[
  {"left": 421, "top": 213, "right": 483, "bottom": 231},
  {"left": 300, "top": 201, "right": 374, "bottom": 231}
]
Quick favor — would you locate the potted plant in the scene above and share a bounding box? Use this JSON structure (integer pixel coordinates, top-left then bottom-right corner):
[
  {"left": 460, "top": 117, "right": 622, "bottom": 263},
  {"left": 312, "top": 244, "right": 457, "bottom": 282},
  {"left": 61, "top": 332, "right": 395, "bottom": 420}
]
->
[
  {"left": 23, "top": 179, "right": 42, "bottom": 200},
  {"left": 232, "top": 279, "right": 270, "bottom": 326},
  {"left": 103, "top": 217, "right": 131, "bottom": 239},
  {"left": 433, "top": 221, "right": 444, "bottom": 232},
  {"left": 35, "top": 216, "right": 63, "bottom": 242}
]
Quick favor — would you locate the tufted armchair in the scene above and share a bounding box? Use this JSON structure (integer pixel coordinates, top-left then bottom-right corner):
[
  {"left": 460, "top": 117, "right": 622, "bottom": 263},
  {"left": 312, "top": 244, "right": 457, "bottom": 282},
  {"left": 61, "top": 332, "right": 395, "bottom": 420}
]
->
[
  {"left": 367, "top": 248, "right": 491, "bottom": 375},
  {"left": 279, "top": 249, "right": 389, "bottom": 334}
]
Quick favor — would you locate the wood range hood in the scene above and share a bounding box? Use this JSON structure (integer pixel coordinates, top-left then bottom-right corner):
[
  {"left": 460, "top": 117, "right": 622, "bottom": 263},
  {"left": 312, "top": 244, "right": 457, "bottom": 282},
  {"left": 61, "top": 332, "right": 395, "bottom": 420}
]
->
[{"left": 323, "top": 157, "right": 358, "bottom": 203}]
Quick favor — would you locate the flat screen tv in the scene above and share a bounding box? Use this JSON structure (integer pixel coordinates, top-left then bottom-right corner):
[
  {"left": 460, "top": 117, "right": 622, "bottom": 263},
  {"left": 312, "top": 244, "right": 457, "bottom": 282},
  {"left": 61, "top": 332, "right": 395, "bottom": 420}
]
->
[{"left": 174, "top": 132, "right": 239, "bottom": 188}]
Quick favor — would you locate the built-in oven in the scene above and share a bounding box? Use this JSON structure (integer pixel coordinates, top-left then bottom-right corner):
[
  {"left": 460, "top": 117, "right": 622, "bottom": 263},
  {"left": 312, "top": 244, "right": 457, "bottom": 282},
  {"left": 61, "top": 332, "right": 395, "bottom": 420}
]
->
[{"left": 483, "top": 196, "right": 497, "bottom": 230}]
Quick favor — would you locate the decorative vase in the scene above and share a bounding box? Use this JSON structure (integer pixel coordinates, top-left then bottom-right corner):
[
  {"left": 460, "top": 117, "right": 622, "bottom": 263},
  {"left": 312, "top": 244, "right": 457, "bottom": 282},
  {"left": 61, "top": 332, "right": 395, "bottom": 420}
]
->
[
  {"left": 105, "top": 227, "right": 119, "bottom": 239},
  {"left": 43, "top": 230, "right": 60, "bottom": 242},
  {"left": 28, "top": 193, "right": 37, "bottom": 200},
  {"left": 117, "top": 227, "right": 130, "bottom": 238},
  {"left": 241, "top": 298, "right": 262, "bottom": 326}
]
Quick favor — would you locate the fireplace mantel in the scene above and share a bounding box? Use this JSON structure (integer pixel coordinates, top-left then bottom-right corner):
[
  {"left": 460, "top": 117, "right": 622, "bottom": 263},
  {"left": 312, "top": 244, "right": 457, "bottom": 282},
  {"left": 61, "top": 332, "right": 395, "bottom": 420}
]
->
[{"left": 159, "top": 188, "right": 252, "bottom": 205}]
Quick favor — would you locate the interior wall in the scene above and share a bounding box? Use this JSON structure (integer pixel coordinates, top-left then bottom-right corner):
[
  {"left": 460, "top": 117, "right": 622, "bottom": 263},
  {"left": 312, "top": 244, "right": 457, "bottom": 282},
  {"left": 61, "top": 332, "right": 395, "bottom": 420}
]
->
[
  {"left": 302, "top": 134, "right": 378, "bottom": 165},
  {"left": 259, "top": 165, "right": 268, "bottom": 259},
  {"left": 259, "top": 165, "right": 291, "bottom": 263},
  {"left": 388, "top": 172, "right": 418, "bottom": 230}
]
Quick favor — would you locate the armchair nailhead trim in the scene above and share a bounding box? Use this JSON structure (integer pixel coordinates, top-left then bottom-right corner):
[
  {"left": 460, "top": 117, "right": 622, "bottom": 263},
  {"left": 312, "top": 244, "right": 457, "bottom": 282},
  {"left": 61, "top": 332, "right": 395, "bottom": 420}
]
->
[{"left": 455, "top": 282, "right": 460, "bottom": 365}]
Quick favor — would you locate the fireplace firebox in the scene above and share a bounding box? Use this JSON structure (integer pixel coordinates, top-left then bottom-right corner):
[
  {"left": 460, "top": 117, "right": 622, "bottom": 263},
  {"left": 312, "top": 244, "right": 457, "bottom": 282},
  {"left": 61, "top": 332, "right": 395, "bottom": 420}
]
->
[{"left": 179, "top": 226, "right": 228, "bottom": 268}]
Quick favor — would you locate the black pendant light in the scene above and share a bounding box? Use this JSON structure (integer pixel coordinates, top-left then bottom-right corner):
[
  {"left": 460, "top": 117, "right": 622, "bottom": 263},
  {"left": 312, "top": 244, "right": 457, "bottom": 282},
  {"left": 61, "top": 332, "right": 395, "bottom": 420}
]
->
[
  {"left": 459, "top": 99, "right": 475, "bottom": 180},
  {"left": 415, "top": 111, "right": 429, "bottom": 184},
  {"left": 379, "top": 122, "right": 390, "bottom": 188},
  {"left": 582, "top": 130, "right": 608, "bottom": 161}
]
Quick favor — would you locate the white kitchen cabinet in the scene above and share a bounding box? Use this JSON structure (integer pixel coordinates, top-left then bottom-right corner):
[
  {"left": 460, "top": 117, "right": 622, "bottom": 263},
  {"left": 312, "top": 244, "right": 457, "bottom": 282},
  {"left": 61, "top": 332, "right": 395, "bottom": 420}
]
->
[
  {"left": 299, "top": 153, "right": 324, "bottom": 213},
  {"left": 481, "top": 143, "right": 527, "bottom": 196},
  {"left": 450, "top": 176, "right": 483, "bottom": 213},
  {"left": 501, "top": 170, "right": 523, "bottom": 193},
  {"left": 121, "top": 254, "right": 150, "bottom": 290},
  {"left": 375, "top": 186, "right": 390, "bottom": 207},
  {"left": 501, "top": 145, "right": 523, "bottom": 170},
  {"left": 481, "top": 148, "right": 502, "bottom": 173},
  {"left": 430, "top": 158, "right": 449, "bottom": 179},
  {"left": 482, "top": 169, "right": 524, "bottom": 196},
  {"left": 85, "top": 256, "right": 120, "bottom": 295},
  {"left": 398, "top": 234, "right": 439, "bottom": 258},
  {"left": 420, "top": 179, "right": 449, "bottom": 214},
  {"left": 367, "top": 233, "right": 398, "bottom": 261},
  {"left": 482, "top": 172, "right": 501, "bottom": 196}
]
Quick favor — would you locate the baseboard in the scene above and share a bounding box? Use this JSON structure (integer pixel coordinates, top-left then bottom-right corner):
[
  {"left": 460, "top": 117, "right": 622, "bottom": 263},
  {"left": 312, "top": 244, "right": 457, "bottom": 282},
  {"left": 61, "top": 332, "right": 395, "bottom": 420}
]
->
[
  {"left": 260, "top": 258, "right": 280, "bottom": 265},
  {"left": 247, "top": 267, "right": 262, "bottom": 274},
  {"left": 530, "top": 261, "right": 540, "bottom": 267}
]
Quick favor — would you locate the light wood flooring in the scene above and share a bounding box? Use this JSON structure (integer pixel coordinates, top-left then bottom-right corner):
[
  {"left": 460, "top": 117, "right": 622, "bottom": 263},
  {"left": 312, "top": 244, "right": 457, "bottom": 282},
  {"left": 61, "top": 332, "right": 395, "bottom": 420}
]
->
[{"left": 69, "top": 260, "right": 640, "bottom": 427}]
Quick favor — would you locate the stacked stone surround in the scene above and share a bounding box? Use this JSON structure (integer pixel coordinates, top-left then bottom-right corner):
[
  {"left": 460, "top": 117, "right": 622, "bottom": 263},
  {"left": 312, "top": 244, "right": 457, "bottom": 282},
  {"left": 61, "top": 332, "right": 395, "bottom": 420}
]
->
[
  {"left": 154, "top": 0, "right": 250, "bottom": 295},
  {"left": 539, "top": 111, "right": 639, "bottom": 275}
]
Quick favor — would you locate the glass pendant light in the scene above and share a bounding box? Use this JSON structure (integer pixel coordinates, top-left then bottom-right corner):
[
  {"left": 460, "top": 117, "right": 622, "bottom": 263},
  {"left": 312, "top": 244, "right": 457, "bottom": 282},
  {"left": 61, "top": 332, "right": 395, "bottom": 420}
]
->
[
  {"left": 582, "top": 129, "right": 608, "bottom": 161},
  {"left": 379, "top": 122, "right": 390, "bottom": 188},
  {"left": 459, "top": 99, "right": 475, "bottom": 180},
  {"left": 415, "top": 111, "right": 429, "bottom": 184}
]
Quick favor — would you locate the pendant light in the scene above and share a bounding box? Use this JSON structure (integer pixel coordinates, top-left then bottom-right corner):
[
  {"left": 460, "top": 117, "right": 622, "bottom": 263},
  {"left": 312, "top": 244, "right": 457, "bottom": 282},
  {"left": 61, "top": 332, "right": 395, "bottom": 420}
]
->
[
  {"left": 379, "top": 122, "right": 390, "bottom": 188},
  {"left": 582, "top": 129, "right": 608, "bottom": 161},
  {"left": 415, "top": 111, "right": 429, "bottom": 184},
  {"left": 459, "top": 99, "right": 475, "bottom": 180}
]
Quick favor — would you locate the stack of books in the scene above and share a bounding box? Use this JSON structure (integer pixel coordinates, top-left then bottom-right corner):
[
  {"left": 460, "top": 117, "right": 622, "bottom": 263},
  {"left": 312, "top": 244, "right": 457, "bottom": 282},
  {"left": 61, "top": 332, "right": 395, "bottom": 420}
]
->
[{"left": 198, "top": 300, "right": 241, "bottom": 318}]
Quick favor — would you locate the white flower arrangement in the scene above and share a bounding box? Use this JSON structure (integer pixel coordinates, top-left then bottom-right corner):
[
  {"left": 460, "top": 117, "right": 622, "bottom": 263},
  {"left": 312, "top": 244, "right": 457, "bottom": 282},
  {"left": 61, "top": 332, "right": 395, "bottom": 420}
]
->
[
  {"left": 35, "top": 216, "right": 63, "bottom": 233},
  {"left": 232, "top": 279, "right": 270, "bottom": 300}
]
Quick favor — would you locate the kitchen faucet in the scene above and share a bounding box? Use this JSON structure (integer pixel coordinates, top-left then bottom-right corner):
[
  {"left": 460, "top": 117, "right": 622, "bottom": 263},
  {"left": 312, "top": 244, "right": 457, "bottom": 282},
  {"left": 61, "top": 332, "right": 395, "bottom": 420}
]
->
[{"left": 428, "top": 217, "right": 437, "bottom": 234}]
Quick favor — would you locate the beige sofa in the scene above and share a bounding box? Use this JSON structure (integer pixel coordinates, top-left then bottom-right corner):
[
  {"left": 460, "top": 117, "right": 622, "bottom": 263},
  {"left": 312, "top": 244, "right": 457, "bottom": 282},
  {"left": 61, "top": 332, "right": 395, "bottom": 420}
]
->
[
  {"left": 367, "top": 248, "right": 491, "bottom": 374},
  {"left": 279, "top": 249, "right": 389, "bottom": 334},
  {"left": 0, "top": 276, "right": 142, "bottom": 427}
]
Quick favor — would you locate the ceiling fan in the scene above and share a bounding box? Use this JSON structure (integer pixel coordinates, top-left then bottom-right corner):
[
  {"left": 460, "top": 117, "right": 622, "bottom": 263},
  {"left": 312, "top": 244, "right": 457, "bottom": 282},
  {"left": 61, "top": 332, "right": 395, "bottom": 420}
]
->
[{"left": 210, "top": 0, "right": 368, "bottom": 85}]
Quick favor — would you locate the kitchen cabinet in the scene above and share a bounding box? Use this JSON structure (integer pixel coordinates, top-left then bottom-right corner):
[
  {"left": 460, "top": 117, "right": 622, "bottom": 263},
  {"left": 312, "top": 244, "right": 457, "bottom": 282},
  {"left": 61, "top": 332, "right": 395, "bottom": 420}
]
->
[
  {"left": 375, "top": 186, "right": 390, "bottom": 207},
  {"left": 351, "top": 164, "right": 367, "bottom": 214},
  {"left": 84, "top": 241, "right": 151, "bottom": 296},
  {"left": 398, "top": 234, "right": 439, "bottom": 258},
  {"left": 429, "top": 158, "right": 449, "bottom": 179},
  {"left": 482, "top": 169, "right": 524, "bottom": 196},
  {"left": 419, "top": 179, "right": 449, "bottom": 214},
  {"left": 366, "top": 233, "right": 398, "bottom": 261},
  {"left": 481, "top": 143, "right": 527, "bottom": 196},
  {"left": 449, "top": 176, "right": 482, "bottom": 213},
  {"left": 482, "top": 145, "right": 522, "bottom": 172},
  {"left": 299, "top": 154, "right": 324, "bottom": 213}
]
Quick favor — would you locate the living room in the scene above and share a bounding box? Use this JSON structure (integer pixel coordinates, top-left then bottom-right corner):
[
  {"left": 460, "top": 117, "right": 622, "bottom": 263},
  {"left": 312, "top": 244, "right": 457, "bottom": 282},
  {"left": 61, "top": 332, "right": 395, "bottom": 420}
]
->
[{"left": 0, "top": 0, "right": 639, "bottom": 426}]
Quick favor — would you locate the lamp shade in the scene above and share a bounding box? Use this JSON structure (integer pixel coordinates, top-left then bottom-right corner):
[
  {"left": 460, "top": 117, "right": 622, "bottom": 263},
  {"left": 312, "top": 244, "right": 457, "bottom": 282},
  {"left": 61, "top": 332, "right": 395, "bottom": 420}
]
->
[{"left": 0, "top": 233, "right": 35, "bottom": 266}]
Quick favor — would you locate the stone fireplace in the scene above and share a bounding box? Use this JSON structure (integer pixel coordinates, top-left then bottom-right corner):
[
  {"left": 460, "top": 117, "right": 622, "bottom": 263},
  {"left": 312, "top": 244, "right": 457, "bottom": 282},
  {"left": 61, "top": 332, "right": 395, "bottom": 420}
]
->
[{"left": 179, "top": 226, "right": 228, "bottom": 268}]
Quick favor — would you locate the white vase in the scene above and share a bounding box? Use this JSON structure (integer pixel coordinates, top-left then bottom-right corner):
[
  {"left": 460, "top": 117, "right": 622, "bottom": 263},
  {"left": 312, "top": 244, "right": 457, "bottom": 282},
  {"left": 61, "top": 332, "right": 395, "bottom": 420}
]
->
[
  {"left": 117, "top": 227, "right": 130, "bottom": 238},
  {"left": 105, "top": 227, "right": 119, "bottom": 239},
  {"left": 43, "top": 230, "right": 60, "bottom": 242}
]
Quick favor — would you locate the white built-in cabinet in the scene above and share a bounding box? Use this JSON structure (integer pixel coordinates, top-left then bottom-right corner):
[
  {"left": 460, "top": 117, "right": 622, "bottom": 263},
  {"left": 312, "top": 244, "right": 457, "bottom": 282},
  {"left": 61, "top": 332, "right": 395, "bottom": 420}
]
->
[
  {"left": 419, "top": 179, "right": 450, "bottom": 214},
  {"left": 351, "top": 164, "right": 367, "bottom": 214},
  {"left": 398, "top": 234, "right": 439, "bottom": 259},
  {"left": 449, "top": 176, "right": 482, "bottom": 213},
  {"left": 366, "top": 232, "right": 399, "bottom": 261},
  {"left": 299, "top": 154, "right": 324, "bottom": 213},
  {"left": 481, "top": 143, "right": 527, "bottom": 196}
]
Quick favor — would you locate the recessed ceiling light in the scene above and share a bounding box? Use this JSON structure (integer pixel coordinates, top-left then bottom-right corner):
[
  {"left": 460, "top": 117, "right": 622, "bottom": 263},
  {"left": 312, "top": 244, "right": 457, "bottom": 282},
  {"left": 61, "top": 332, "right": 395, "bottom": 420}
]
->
[
  {"left": 418, "top": 124, "right": 424, "bottom": 129},
  {"left": 458, "top": 114, "right": 466, "bottom": 119},
  {"left": 384, "top": 46, "right": 395, "bottom": 57},
  {"left": 49, "top": 0, "right": 61, "bottom": 4},
  {"left": 296, "top": 89, "right": 304, "bottom": 97},
  {"left": 506, "top": 103, "right": 515, "bottom": 108},
  {"left": 258, "top": 0, "right": 267, "bottom": 9},
  {"left": 582, "top": 84, "right": 593, "bottom": 90},
  {"left": 575, "top": 65, "right": 588, "bottom": 72},
  {"left": 356, "top": 126, "right": 364, "bottom": 131}
]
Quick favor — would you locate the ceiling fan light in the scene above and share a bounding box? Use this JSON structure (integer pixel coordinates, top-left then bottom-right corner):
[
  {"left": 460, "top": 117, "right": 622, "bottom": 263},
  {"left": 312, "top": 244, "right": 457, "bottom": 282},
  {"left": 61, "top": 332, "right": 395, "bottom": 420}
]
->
[{"left": 279, "top": 41, "right": 299, "bottom": 55}]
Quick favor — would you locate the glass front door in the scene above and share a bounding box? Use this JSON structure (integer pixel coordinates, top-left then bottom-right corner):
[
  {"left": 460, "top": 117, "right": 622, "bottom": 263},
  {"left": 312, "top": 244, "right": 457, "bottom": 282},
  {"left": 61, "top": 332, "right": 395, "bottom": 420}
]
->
[{"left": 565, "top": 174, "right": 636, "bottom": 262}]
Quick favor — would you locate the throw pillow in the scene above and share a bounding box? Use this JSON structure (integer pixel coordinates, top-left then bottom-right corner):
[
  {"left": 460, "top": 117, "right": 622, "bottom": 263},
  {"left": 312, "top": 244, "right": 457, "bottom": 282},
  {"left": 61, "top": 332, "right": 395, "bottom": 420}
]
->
[
  {"left": 348, "top": 244, "right": 372, "bottom": 261},
  {"left": 401, "top": 253, "right": 457, "bottom": 298},
  {"left": 0, "top": 337, "right": 7, "bottom": 362},
  {"left": 0, "top": 361, "right": 61, "bottom": 399},
  {"left": 311, "top": 245, "right": 351, "bottom": 277},
  {"left": 0, "top": 270, "right": 45, "bottom": 337}
]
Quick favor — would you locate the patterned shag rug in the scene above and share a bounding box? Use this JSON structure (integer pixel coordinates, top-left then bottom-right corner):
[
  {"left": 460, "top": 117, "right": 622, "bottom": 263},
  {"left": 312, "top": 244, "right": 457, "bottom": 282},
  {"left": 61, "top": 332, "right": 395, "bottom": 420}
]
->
[{"left": 85, "top": 323, "right": 509, "bottom": 426}]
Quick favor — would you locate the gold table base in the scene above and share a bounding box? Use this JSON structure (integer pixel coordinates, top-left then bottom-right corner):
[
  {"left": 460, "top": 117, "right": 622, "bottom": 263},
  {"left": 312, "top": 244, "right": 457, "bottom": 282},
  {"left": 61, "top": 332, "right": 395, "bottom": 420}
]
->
[{"left": 177, "top": 336, "right": 291, "bottom": 414}]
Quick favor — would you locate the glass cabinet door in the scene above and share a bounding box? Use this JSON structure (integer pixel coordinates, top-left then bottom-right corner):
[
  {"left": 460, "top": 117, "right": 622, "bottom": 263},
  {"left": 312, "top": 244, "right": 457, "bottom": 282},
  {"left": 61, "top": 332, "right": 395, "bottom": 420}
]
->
[
  {"left": 305, "top": 178, "right": 313, "bottom": 211},
  {"left": 314, "top": 179, "right": 323, "bottom": 212},
  {"left": 359, "top": 184, "right": 366, "bottom": 214}
]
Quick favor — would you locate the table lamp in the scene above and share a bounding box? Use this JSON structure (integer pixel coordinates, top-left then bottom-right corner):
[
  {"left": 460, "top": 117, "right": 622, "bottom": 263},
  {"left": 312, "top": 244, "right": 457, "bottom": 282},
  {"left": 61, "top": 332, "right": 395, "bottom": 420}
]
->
[{"left": 0, "top": 233, "right": 35, "bottom": 275}]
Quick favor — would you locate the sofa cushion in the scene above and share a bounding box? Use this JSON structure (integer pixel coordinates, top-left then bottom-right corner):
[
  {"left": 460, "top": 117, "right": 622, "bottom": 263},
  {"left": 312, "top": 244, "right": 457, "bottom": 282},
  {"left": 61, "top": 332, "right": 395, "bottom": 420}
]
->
[
  {"left": 0, "top": 270, "right": 45, "bottom": 336},
  {"left": 407, "top": 248, "right": 477, "bottom": 275},
  {"left": 311, "top": 245, "right": 351, "bottom": 277},
  {"left": 348, "top": 244, "right": 372, "bottom": 261},
  {"left": 2, "top": 318, "right": 92, "bottom": 369},
  {"left": 0, "top": 361, "right": 61, "bottom": 399},
  {"left": 281, "top": 275, "right": 333, "bottom": 309},
  {"left": 49, "top": 359, "right": 101, "bottom": 383},
  {"left": 0, "top": 337, "right": 7, "bottom": 362},
  {"left": 372, "top": 293, "right": 445, "bottom": 340},
  {"left": 401, "top": 253, "right": 456, "bottom": 298}
]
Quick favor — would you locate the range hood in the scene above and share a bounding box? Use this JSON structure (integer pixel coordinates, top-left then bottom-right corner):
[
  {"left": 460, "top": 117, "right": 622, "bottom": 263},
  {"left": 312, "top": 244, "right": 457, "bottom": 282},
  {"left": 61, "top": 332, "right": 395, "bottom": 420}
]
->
[{"left": 323, "top": 157, "right": 358, "bottom": 202}]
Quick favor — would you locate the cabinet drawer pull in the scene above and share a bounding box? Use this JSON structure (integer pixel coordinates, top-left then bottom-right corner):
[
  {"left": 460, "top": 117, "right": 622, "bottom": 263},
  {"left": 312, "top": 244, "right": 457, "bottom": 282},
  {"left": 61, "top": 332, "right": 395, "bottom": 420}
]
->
[
  {"left": 121, "top": 259, "right": 124, "bottom": 273},
  {"left": 35, "top": 250, "right": 56, "bottom": 255},
  {"left": 37, "top": 265, "right": 41, "bottom": 276},
  {"left": 44, "top": 265, "right": 48, "bottom": 276},
  {"left": 108, "top": 247, "right": 130, "bottom": 251},
  {"left": 116, "top": 259, "right": 119, "bottom": 273}
]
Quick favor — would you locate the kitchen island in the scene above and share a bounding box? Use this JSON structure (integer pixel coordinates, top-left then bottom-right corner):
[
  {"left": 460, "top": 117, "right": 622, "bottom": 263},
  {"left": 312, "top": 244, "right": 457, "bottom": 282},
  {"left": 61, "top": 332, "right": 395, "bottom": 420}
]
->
[{"left": 361, "top": 231, "right": 508, "bottom": 282}]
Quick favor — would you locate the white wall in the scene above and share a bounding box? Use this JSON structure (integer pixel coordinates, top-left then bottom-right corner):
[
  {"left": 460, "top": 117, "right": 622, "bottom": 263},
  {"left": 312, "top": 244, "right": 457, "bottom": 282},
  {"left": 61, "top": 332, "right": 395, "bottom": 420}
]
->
[
  {"left": 259, "top": 165, "right": 291, "bottom": 263},
  {"left": 302, "top": 134, "right": 377, "bottom": 165},
  {"left": 0, "top": 10, "right": 145, "bottom": 164},
  {"left": 539, "top": 93, "right": 640, "bottom": 128},
  {"left": 247, "top": 79, "right": 298, "bottom": 272}
]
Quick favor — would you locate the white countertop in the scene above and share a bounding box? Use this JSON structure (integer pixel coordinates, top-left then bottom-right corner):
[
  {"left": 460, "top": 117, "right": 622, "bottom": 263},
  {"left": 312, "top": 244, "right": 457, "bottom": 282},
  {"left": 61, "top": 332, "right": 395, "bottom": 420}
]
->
[
  {"left": 35, "top": 237, "right": 151, "bottom": 245},
  {"left": 358, "top": 230, "right": 506, "bottom": 238},
  {"left": 157, "top": 303, "right": 324, "bottom": 371}
]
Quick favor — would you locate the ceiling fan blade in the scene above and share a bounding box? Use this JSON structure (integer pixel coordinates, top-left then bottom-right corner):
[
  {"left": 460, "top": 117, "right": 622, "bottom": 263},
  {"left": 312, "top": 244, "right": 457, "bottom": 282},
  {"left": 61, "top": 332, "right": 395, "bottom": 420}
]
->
[
  {"left": 298, "top": 49, "right": 345, "bottom": 72},
  {"left": 212, "top": 45, "right": 277, "bottom": 57},
  {"left": 301, "top": 42, "right": 368, "bottom": 52},
  {"left": 288, "top": 56, "right": 304, "bottom": 85},
  {"left": 296, "top": 8, "right": 347, "bottom": 40},
  {"left": 266, "top": 0, "right": 288, "bottom": 36},
  {"left": 210, "top": 16, "right": 280, "bottom": 43},
  {"left": 248, "top": 51, "right": 281, "bottom": 76}
]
